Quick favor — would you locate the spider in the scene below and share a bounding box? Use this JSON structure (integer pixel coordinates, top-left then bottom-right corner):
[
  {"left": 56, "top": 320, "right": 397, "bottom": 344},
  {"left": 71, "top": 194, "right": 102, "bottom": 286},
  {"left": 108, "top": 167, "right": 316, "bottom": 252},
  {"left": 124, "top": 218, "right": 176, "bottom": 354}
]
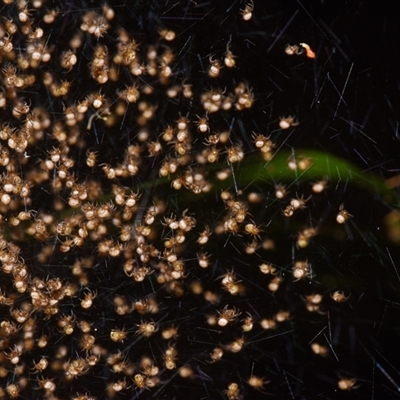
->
[
  {"left": 241, "top": 0, "right": 254, "bottom": 21},
  {"left": 279, "top": 115, "right": 299, "bottom": 129},
  {"left": 330, "top": 290, "right": 350, "bottom": 302},
  {"left": 217, "top": 305, "right": 242, "bottom": 327}
]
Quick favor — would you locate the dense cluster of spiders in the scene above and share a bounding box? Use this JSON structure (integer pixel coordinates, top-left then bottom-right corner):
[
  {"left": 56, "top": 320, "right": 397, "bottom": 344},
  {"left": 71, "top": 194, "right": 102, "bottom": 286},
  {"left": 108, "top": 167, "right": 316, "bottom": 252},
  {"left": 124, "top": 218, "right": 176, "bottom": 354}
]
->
[{"left": 0, "top": 1, "right": 385, "bottom": 399}]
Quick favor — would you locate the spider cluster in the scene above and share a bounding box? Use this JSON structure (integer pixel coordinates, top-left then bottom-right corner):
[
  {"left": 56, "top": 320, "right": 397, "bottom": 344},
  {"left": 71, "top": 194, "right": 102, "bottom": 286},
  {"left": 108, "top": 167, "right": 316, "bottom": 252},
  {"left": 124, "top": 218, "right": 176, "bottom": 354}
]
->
[{"left": 0, "top": 0, "right": 396, "bottom": 399}]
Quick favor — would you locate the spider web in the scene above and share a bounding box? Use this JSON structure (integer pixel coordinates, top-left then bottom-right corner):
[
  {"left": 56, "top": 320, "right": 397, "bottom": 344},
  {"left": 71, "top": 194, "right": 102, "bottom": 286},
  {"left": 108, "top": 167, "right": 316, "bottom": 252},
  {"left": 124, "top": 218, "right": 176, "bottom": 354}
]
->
[{"left": 0, "top": 1, "right": 399, "bottom": 399}]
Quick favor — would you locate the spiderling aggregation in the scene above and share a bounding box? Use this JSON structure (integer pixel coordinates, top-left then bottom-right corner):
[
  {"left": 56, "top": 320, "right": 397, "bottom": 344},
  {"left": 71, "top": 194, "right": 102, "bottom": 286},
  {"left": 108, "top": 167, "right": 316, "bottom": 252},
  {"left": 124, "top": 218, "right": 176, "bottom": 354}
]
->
[{"left": 0, "top": 1, "right": 399, "bottom": 399}]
